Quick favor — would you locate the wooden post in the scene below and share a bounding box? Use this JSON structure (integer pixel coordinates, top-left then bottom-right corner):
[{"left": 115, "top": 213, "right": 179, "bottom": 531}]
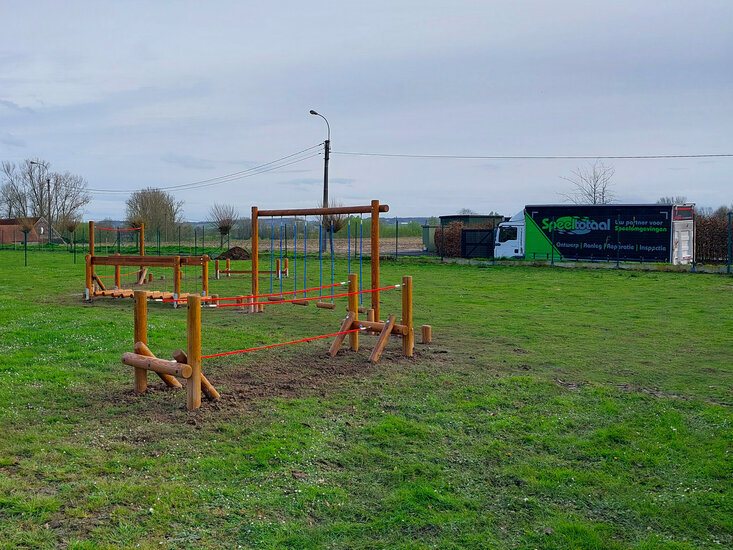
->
[
  {"left": 173, "top": 350, "right": 220, "bottom": 400},
  {"left": 369, "top": 314, "right": 396, "bottom": 363},
  {"left": 186, "top": 295, "right": 202, "bottom": 410},
  {"left": 174, "top": 256, "right": 181, "bottom": 300},
  {"left": 348, "top": 273, "right": 359, "bottom": 351},
  {"left": 421, "top": 325, "right": 432, "bottom": 344},
  {"left": 202, "top": 255, "right": 209, "bottom": 296},
  {"left": 114, "top": 253, "right": 121, "bottom": 289},
  {"left": 226, "top": 258, "right": 230, "bottom": 277},
  {"left": 84, "top": 254, "right": 92, "bottom": 300},
  {"left": 88, "top": 220, "right": 95, "bottom": 257},
  {"left": 215, "top": 259, "right": 220, "bottom": 279},
  {"left": 237, "top": 295, "right": 244, "bottom": 311},
  {"left": 133, "top": 290, "right": 148, "bottom": 393},
  {"left": 276, "top": 258, "right": 281, "bottom": 279},
  {"left": 401, "top": 275, "right": 414, "bottom": 357},
  {"left": 371, "top": 199, "right": 380, "bottom": 321},
  {"left": 139, "top": 223, "right": 145, "bottom": 256},
  {"left": 284, "top": 257, "right": 289, "bottom": 277},
  {"left": 251, "top": 206, "right": 259, "bottom": 309}
]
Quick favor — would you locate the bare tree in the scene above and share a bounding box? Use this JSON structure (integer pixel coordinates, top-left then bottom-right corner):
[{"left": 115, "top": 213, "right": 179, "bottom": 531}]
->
[
  {"left": 209, "top": 203, "right": 238, "bottom": 247},
  {"left": 319, "top": 199, "right": 347, "bottom": 234},
  {"left": 125, "top": 188, "right": 183, "bottom": 239},
  {"left": 561, "top": 160, "right": 616, "bottom": 205},
  {"left": 656, "top": 196, "right": 688, "bottom": 205},
  {"left": 1, "top": 159, "right": 90, "bottom": 232},
  {"left": 457, "top": 208, "right": 478, "bottom": 215}
]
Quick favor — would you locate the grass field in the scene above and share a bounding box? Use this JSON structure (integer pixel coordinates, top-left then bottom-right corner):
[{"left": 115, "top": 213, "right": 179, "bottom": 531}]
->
[{"left": 0, "top": 250, "right": 731, "bottom": 549}]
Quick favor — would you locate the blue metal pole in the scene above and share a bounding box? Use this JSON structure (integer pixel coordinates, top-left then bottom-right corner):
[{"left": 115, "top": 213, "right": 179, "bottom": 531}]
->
[
  {"left": 279, "top": 223, "right": 283, "bottom": 293},
  {"left": 319, "top": 223, "right": 323, "bottom": 297},
  {"left": 330, "top": 221, "right": 334, "bottom": 301},
  {"left": 359, "top": 217, "right": 363, "bottom": 306}
]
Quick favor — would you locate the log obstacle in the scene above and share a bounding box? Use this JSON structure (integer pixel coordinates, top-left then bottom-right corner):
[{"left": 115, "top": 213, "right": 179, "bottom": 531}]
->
[
  {"left": 122, "top": 290, "right": 217, "bottom": 410},
  {"left": 86, "top": 252, "right": 210, "bottom": 302},
  {"left": 328, "top": 273, "right": 415, "bottom": 362}
]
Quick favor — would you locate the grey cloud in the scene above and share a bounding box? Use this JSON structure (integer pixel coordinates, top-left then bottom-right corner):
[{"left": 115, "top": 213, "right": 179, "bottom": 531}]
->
[
  {"left": 0, "top": 132, "right": 25, "bottom": 148},
  {"left": 161, "top": 154, "right": 216, "bottom": 170},
  {"left": 0, "top": 99, "right": 34, "bottom": 114}
]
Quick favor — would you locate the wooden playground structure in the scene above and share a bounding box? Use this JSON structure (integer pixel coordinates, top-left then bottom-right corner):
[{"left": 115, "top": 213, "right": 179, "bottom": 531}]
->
[
  {"left": 85, "top": 220, "right": 210, "bottom": 301},
  {"left": 111, "top": 199, "right": 432, "bottom": 410},
  {"left": 120, "top": 271, "right": 426, "bottom": 410}
]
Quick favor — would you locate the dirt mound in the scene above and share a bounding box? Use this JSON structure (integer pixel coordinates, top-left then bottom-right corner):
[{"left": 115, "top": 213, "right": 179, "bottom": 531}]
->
[{"left": 218, "top": 246, "right": 251, "bottom": 260}]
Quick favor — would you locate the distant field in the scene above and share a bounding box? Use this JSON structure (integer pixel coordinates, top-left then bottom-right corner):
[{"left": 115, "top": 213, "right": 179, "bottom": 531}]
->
[{"left": 0, "top": 250, "right": 731, "bottom": 549}]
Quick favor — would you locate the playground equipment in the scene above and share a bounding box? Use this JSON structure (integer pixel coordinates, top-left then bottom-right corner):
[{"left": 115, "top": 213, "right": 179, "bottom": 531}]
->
[
  {"left": 250, "top": 200, "right": 388, "bottom": 317},
  {"left": 121, "top": 272, "right": 427, "bottom": 410},
  {"left": 85, "top": 220, "right": 210, "bottom": 301}
]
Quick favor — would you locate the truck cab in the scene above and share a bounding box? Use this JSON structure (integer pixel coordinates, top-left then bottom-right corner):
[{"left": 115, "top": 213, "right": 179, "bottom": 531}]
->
[{"left": 494, "top": 211, "right": 525, "bottom": 258}]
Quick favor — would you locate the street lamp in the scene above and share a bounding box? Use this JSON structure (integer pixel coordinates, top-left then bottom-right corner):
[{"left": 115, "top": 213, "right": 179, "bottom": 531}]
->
[
  {"left": 29, "top": 161, "right": 51, "bottom": 246},
  {"left": 309, "top": 110, "right": 330, "bottom": 210}
]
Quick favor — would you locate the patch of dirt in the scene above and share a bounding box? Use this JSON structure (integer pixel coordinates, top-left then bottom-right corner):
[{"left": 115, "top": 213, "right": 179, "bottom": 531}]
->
[
  {"left": 218, "top": 246, "right": 251, "bottom": 260},
  {"left": 553, "top": 378, "right": 585, "bottom": 390},
  {"left": 616, "top": 383, "right": 691, "bottom": 401}
]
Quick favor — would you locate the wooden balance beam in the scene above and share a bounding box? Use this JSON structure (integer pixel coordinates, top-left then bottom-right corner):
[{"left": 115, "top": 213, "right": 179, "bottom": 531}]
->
[{"left": 328, "top": 273, "right": 416, "bottom": 363}]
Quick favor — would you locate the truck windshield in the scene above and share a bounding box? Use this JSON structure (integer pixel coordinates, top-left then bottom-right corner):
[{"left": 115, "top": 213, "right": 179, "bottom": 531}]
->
[{"left": 498, "top": 226, "right": 517, "bottom": 243}]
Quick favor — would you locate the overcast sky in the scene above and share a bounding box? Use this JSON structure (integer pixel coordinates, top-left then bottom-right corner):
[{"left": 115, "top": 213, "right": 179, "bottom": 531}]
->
[{"left": 1, "top": 0, "right": 731, "bottom": 220}]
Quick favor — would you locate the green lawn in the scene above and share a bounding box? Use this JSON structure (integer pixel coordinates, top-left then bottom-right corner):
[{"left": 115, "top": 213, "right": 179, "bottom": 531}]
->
[{"left": 0, "top": 250, "right": 731, "bottom": 549}]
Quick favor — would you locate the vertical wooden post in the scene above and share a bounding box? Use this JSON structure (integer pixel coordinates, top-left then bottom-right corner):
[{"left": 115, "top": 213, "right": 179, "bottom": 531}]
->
[
  {"left": 139, "top": 223, "right": 145, "bottom": 256},
  {"left": 84, "top": 254, "right": 92, "bottom": 299},
  {"left": 114, "top": 253, "right": 121, "bottom": 289},
  {"left": 202, "top": 255, "right": 209, "bottom": 296},
  {"left": 348, "top": 273, "right": 359, "bottom": 351},
  {"left": 88, "top": 220, "right": 95, "bottom": 256},
  {"left": 421, "top": 325, "right": 432, "bottom": 344},
  {"left": 367, "top": 308, "right": 374, "bottom": 322},
  {"left": 371, "top": 199, "right": 380, "bottom": 321},
  {"left": 186, "top": 294, "right": 202, "bottom": 410},
  {"left": 401, "top": 275, "right": 414, "bottom": 357},
  {"left": 237, "top": 295, "right": 244, "bottom": 311},
  {"left": 226, "top": 258, "right": 230, "bottom": 277},
  {"left": 215, "top": 260, "right": 220, "bottom": 279},
  {"left": 174, "top": 256, "right": 181, "bottom": 298},
  {"left": 138, "top": 223, "right": 145, "bottom": 281},
  {"left": 251, "top": 206, "right": 259, "bottom": 312},
  {"left": 284, "top": 257, "right": 289, "bottom": 277},
  {"left": 134, "top": 290, "right": 148, "bottom": 393},
  {"left": 276, "top": 258, "right": 281, "bottom": 279}
]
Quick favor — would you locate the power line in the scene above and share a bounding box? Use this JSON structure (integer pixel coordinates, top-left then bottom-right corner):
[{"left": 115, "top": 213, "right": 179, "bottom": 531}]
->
[
  {"left": 332, "top": 151, "right": 733, "bottom": 160},
  {"left": 89, "top": 144, "right": 322, "bottom": 195}
]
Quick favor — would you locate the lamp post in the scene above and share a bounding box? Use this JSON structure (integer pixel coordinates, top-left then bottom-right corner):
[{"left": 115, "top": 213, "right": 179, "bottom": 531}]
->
[
  {"left": 310, "top": 110, "right": 330, "bottom": 251},
  {"left": 29, "top": 161, "right": 51, "bottom": 246}
]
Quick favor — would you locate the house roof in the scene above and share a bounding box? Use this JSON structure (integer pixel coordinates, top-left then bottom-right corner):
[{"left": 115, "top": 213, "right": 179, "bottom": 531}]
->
[{"left": 0, "top": 217, "right": 41, "bottom": 226}]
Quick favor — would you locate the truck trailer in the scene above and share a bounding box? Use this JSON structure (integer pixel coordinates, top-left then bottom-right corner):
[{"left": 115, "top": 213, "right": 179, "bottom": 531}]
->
[{"left": 494, "top": 204, "right": 695, "bottom": 264}]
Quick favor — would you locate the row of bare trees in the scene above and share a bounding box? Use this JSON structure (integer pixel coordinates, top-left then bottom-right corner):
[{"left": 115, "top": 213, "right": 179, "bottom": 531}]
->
[{"left": 1, "top": 159, "right": 91, "bottom": 236}]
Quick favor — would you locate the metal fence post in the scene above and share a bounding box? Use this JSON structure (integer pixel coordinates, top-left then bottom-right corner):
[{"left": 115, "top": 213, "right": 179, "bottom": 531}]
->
[{"left": 726, "top": 212, "right": 733, "bottom": 274}]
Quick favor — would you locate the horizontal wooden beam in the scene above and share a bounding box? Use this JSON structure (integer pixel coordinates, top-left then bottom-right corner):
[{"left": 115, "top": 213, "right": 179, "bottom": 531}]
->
[
  {"left": 93, "top": 255, "right": 209, "bottom": 267},
  {"left": 257, "top": 204, "right": 389, "bottom": 217},
  {"left": 351, "top": 319, "right": 408, "bottom": 336},
  {"left": 134, "top": 341, "right": 182, "bottom": 388},
  {"left": 122, "top": 352, "right": 192, "bottom": 378}
]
